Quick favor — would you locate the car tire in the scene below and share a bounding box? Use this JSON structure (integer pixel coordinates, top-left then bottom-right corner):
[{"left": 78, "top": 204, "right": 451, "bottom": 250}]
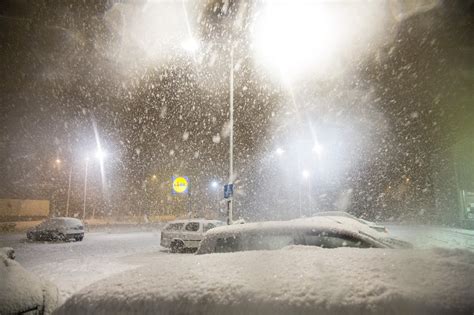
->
[
  {"left": 170, "top": 240, "right": 184, "bottom": 253},
  {"left": 57, "top": 233, "right": 67, "bottom": 242},
  {"left": 75, "top": 236, "right": 83, "bottom": 242}
]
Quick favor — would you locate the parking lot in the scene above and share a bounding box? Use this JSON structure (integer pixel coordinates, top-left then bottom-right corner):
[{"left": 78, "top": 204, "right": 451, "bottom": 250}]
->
[
  {"left": 0, "top": 229, "right": 170, "bottom": 302},
  {"left": 1, "top": 224, "right": 473, "bottom": 305}
]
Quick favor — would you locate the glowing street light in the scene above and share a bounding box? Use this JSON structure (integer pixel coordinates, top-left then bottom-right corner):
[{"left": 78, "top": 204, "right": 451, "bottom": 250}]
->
[
  {"left": 181, "top": 38, "right": 199, "bottom": 53},
  {"left": 276, "top": 147, "right": 285, "bottom": 156},
  {"left": 211, "top": 180, "right": 219, "bottom": 189},
  {"left": 312, "top": 142, "right": 323, "bottom": 159},
  {"left": 95, "top": 148, "right": 106, "bottom": 162},
  {"left": 302, "top": 169, "right": 310, "bottom": 179},
  {"left": 253, "top": 1, "right": 353, "bottom": 80}
]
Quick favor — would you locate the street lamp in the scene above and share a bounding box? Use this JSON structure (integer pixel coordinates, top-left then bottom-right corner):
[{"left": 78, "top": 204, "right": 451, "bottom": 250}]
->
[
  {"left": 312, "top": 142, "right": 323, "bottom": 159},
  {"left": 276, "top": 147, "right": 285, "bottom": 156},
  {"left": 302, "top": 169, "right": 310, "bottom": 179},
  {"left": 65, "top": 165, "right": 72, "bottom": 217},
  {"left": 211, "top": 180, "right": 219, "bottom": 189},
  {"left": 82, "top": 156, "right": 90, "bottom": 220}
]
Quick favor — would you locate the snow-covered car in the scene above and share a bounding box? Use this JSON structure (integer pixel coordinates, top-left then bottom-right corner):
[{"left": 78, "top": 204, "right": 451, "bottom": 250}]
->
[
  {"left": 0, "top": 247, "right": 59, "bottom": 315},
  {"left": 55, "top": 246, "right": 474, "bottom": 315},
  {"left": 160, "top": 219, "right": 224, "bottom": 252},
  {"left": 27, "top": 217, "right": 84, "bottom": 242},
  {"left": 312, "top": 211, "right": 388, "bottom": 233},
  {"left": 196, "top": 215, "right": 411, "bottom": 255}
]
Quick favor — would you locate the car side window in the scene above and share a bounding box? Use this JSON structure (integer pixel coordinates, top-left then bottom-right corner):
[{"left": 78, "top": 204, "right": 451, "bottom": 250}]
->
[
  {"left": 303, "top": 231, "right": 372, "bottom": 248},
  {"left": 203, "top": 223, "right": 216, "bottom": 232},
  {"left": 185, "top": 222, "right": 200, "bottom": 232},
  {"left": 215, "top": 236, "right": 240, "bottom": 253}
]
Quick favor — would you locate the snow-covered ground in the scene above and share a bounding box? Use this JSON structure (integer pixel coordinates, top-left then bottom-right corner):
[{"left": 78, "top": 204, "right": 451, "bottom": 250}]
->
[
  {"left": 386, "top": 224, "right": 474, "bottom": 251},
  {"left": 0, "top": 230, "right": 168, "bottom": 303},
  {"left": 0, "top": 224, "right": 473, "bottom": 307}
]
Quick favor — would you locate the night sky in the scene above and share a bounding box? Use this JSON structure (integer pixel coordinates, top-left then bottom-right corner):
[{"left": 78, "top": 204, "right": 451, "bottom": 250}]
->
[{"left": 0, "top": 0, "right": 472, "bottom": 221}]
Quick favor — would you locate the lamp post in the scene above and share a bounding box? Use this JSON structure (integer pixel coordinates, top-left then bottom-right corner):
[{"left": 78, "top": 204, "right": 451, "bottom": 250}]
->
[
  {"left": 227, "top": 44, "right": 234, "bottom": 225},
  {"left": 82, "top": 157, "right": 89, "bottom": 220},
  {"left": 65, "top": 166, "right": 72, "bottom": 217},
  {"left": 182, "top": 38, "right": 235, "bottom": 224},
  {"left": 302, "top": 169, "right": 311, "bottom": 217}
]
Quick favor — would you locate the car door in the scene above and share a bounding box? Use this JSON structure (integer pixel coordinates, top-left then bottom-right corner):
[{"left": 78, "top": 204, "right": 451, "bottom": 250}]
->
[{"left": 182, "top": 222, "right": 201, "bottom": 248}]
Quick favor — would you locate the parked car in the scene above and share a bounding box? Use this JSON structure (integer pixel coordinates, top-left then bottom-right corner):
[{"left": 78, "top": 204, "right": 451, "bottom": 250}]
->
[
  {"left": 197, "top": 215, "right": 411, "bottom": 255},
  {"left": 312, "top": 211, "right": 388, "bottom": 233},
  {"left": 0, "top": 247, "right": 59, "bottom": 314},
  {"left": 160, "top": 219, "right": 224, "bottom": 253},
  {"left": 26, "top": 217, "right": 84, "bottom": 242}
]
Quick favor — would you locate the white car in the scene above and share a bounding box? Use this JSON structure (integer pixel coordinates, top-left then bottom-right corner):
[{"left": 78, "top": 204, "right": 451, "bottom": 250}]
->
[
  {"left": 160, "top": 219, "right": 224, "bottom": 253},
  {"left": 312, "top": 211, "right": 388, "bottom": 233},
  {"left": 0, "top": 247, "right": 59, "bottom": 314}
]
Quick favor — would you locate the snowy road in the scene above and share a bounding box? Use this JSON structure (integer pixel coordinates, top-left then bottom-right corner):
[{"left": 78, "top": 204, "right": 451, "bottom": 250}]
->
[
  {"left": 386, "top": 224, "right": 474, "bottom": 251},
  {"left": 1, "top": 225, "right": 473, "bottom": 305}
]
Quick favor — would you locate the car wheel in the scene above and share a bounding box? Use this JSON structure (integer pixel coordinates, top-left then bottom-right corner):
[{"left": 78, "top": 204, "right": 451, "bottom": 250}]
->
[
  {"left": 57, "top": 233, "right": 67, "bottom": 242},
  {"left": 170, "top": 240, "right": 184, "bottom": 253},
  {"left": 75, "top": 236, "right": 83, "bottom": 242}
]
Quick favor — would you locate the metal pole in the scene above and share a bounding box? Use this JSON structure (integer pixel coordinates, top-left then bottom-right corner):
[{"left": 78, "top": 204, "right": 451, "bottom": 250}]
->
[
  {"left": 308, "top": 177, "right": 312, "bottom": 216},
  {"left": 228, "top": 44, "right": 234, "bottom": 225},
  {"left": 83, "top": 158, "right": 89, "bottom": 220},
  {"left": 65, "top": 165, "right": 72, "bottom": 217},
  {"left": 297, "top": 153, "right": 302, "bottom": 218}
]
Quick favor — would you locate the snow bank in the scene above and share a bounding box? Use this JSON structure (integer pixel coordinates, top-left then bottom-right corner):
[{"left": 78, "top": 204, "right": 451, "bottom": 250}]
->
[{"left": 56, "top": 247, "right": 474, "bottom": 315}]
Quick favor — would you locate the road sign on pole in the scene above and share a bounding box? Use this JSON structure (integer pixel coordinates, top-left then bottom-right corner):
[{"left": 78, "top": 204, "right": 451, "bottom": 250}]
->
[{"left": 224, "top": 184, "right": 234, "bottom": 199}]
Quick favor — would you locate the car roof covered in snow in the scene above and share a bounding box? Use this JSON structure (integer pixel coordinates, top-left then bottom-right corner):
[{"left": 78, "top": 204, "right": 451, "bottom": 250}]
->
[
  {"left": 55, "top": 246, "right": 474, "bottom": 315},
  {"left": 204, "top": 216, "right": 384, "bottom": 240},
  {"left": 165, "top": 219, "right": 224, "bottom": 225}
]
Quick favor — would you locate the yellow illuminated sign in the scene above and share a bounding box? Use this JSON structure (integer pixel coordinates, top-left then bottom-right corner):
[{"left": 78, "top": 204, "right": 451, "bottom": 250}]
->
[{"left": 172, "top": 176, "right": 189, "bottom": 194}]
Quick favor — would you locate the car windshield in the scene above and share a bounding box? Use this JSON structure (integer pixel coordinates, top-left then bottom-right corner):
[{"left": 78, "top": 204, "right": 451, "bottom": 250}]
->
[{"left": 1, "top": 1, "right": 473, "bottom": 314}]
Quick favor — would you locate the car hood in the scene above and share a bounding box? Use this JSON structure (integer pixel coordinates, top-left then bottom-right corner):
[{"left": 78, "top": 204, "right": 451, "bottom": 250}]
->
[{"left": 56, "top": 247, "right": 474, "bottom": 315}]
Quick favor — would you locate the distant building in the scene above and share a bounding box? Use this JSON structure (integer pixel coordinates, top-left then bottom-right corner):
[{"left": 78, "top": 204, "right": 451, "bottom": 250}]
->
[{"left": 0, "top": 199, "right": 50, "bottom": 222}]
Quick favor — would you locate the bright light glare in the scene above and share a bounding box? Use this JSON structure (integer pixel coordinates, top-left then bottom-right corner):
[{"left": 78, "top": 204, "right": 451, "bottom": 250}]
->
[
  {"left": 55, "top": 159, "right": 61, "bottom": 164},
  {"left": 276, "top": 147, "right": 285, "bottom": 156},
  {"left": 211, "top": 181, "right": 219, "bottom": 189},
  {"left": 312, "top": 142, "right": 323, "bottom": 158},
  {"left": 253, "top": 2, "right": 347, "bottom": 78},
  {"left": 302, "top": 170, "right": 310, "bottom": 179},
  {"left": 181, "top": 38, "right": 199, "bottom": 53},
  {"left": 95, "top": 149, "right": 106, "bottom": 161}
]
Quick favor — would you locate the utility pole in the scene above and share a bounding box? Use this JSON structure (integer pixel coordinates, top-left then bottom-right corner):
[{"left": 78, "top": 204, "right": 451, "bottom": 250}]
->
[{"left": 83, "top": 158, "right": 89, "bottom": 220}]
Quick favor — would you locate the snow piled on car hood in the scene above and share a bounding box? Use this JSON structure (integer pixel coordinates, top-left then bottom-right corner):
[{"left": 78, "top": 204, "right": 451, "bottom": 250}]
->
[
  {"left": 56, "top": 247, "right": 474, "bottom": 315},
  {"left": 0, "top": 247, "right": 59, "bottom": 314}
]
